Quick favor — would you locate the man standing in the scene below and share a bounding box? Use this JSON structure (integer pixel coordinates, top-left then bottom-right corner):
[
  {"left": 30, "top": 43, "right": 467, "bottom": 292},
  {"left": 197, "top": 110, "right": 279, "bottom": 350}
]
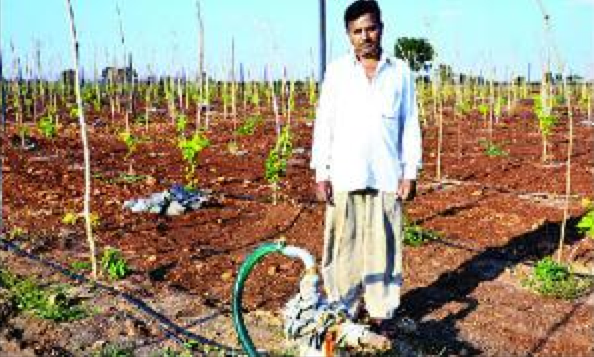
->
[{"left": 310, "top": 0, "right": 422, "bottom": 334}]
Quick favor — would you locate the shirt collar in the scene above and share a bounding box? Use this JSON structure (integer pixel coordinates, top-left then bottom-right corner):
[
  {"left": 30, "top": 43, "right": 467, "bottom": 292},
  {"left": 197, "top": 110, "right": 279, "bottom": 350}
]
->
[{"left": 349, "top": 48, "right": 393, "bottom": 69}]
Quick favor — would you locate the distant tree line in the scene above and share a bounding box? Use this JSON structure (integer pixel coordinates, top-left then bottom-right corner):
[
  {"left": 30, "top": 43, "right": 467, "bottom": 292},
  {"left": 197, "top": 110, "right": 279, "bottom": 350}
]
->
[{"left": 392, "top": 37, "right": 585, "bottom": 85}]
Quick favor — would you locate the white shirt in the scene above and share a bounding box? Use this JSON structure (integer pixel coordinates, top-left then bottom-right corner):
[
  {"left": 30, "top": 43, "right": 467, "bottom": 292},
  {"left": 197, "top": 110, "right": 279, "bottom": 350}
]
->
[{"left": 310, "top": 52, "right": 422, "bottom": 192}]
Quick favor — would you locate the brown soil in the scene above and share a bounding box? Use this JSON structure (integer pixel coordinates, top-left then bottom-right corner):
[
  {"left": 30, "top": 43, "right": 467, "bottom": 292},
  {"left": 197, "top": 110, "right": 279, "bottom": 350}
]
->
[{"left": 1, "top": 99, "right": 594, "bottom": 356}]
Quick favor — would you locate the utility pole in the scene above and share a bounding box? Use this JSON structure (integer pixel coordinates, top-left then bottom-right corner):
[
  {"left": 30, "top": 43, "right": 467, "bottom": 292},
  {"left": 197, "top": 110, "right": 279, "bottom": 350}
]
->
[{"left": 319, "top": 0, "right": 326, "bottom": 82}]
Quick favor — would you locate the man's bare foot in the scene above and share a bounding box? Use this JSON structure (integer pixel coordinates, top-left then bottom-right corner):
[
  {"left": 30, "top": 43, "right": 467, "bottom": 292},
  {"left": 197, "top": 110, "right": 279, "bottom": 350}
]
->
[{"left": 359, "top": 329, "right": 393, "bottom": 350}]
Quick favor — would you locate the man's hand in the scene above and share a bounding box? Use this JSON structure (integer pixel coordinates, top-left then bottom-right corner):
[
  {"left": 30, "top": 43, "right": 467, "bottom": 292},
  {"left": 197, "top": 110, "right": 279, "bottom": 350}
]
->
[
  {"left": 397, "top": 179, "right": 417, "bottom": 201},
  {"left": 316, "top": 180, "right": 334, "bottom": 205}
]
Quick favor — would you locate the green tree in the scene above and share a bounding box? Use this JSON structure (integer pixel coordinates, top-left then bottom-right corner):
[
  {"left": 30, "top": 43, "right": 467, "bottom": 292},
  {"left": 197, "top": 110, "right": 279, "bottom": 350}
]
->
[{"left": 394, "top": 37, "right": 435, "bottom": 72}]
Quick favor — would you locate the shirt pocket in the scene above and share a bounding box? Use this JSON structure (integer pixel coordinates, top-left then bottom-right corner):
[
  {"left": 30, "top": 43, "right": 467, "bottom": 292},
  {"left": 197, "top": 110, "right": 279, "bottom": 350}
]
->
[
  {"left": 379, "top": 98, "right": 398, "bottom": 122},
  {"left": 377, "top": 87, "right": 400, "bottom": 121},
  {"left": 376, "top": 90, "right": 402, "bottom": 153}
]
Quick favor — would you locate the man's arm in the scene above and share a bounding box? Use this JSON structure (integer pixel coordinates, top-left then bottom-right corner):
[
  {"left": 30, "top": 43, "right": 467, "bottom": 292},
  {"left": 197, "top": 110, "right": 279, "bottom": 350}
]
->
[
  {"left": 310, "top": 68, "right": 336, "bottom": 203},
  {"left": 399, "top": 66, "right": 422, "bottom": 200}
]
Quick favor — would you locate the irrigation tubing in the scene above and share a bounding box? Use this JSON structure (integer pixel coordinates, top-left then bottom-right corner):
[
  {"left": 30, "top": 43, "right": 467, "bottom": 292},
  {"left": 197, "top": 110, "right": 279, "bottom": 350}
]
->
[
  {"left": 231, "top": 241, "right": 316, "bottom": 356},
  {"left": 232, "top": 242, "right": 285, "bottom": 356},
  {"left": 0, "top": 236, "right": 239, "bottom": 354}
]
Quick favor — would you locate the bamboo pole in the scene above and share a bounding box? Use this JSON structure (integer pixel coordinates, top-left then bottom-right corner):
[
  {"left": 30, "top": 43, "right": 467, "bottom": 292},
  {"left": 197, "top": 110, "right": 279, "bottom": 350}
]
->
[
  {"left": 557, "top": 78, "right": 574, "bottom": 262},
  {"left": 231, "top": 38, "right": 237, "bottom": 124},
  {"left": 196, "top": 0, "right": 205, "bottom": 85},
  {"left": 64, "top": 0, "right": 98, "bottom": 279},
  {"left": 115, "top": 1, "right": 129, "bottom": 131}
]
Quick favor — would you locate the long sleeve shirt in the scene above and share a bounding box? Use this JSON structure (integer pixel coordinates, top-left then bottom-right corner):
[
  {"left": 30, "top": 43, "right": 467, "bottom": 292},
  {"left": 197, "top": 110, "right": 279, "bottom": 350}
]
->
[{"left": 310, "top": 52, "right": 422, "bottom": 193}]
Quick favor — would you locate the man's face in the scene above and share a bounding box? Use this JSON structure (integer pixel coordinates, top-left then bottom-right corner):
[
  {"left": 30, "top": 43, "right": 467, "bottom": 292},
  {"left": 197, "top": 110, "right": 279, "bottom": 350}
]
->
[{"left": 347, "top": 13, "right": 382, "bottom": 59}]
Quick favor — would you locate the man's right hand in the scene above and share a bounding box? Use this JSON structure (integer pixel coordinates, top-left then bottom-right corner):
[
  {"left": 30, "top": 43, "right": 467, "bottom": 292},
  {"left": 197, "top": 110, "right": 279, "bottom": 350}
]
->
[{"left": 316, "top": 180, "right": 333, "bottom": 205}]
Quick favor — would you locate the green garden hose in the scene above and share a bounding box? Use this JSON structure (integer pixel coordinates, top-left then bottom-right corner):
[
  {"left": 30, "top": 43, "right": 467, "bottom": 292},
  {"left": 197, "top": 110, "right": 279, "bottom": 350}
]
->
[{"left": 232, "top": 241, "right": 316, "bottom": 356}]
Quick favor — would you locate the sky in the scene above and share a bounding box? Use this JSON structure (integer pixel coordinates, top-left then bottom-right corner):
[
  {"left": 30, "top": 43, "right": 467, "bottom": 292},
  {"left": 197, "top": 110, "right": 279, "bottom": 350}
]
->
[{"left": 2, "top": 0, "right": 594, "bottom": 81}]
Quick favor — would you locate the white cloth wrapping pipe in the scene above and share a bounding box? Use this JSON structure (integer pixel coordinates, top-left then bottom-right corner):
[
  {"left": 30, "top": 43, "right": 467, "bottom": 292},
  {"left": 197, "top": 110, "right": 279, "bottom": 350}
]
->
[{"left": 281, "top": 245, "right": 316, "bottom": 270}]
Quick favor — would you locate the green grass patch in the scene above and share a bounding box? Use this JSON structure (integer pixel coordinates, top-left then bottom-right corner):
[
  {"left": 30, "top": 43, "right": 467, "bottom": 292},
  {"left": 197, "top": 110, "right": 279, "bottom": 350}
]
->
[
  {"left": 93, "top": 343, "right": 134, "bottom": 357},
  {"left": 479, "top": 139, "right": 508, "bottom": 157},
  {"left": 0, "top": 269, "right": 87, "bottom": 322},
  {"left": 404, "top": 222, "right": 440, "bottom": 247}
]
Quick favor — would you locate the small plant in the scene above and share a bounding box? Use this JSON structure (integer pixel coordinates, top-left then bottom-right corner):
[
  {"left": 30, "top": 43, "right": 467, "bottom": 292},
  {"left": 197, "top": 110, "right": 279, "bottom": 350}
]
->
[
  {"left": 101, "top": 247, "right": 130, "bottom": 280},
  {"left": 456, "top": 100, "right": 471, "bottom": 115},
  {"left": 37, "top": 113, "right": 58, "bottom": 138},
  {"left": 479, "top": 139, "right": 507, "bottom": 157},
  {"left": 478, "top": 103, "right": 489, "bottom": 120},
  {"left": 69, "top": 105, "right": 80, "bottom": 119},
  {"left": 403, "top": 222, "right": 439, "bottom": 247},
  {"left": 176, "top": 113, "right": 188, "bottom": 133},
  {"left": 7, "top": 226, "right": 27, "bottom": 240},
  {"left": 178, "top": 132, "right": 210, "bottom": 187},
  {"left": 265, "top": 125, "right": 293, "bottom": 204},
  {"left": 71, "top": 260, "right": 92, "bottom": 272},
  {"left": 576, "top": 198, "right": 594, "bottom": 238},
  {"left": 235, "top": 114, "right": 262, "bottom": 136},
  {"left": 522, "top": 256, "right": 593, "bottom": 299},
  {"left": 536, "top": 109, "right": 557, "bottom": 137},
  {"left": 62, "top": 211, "right": 101, "bottom": 227},
  {"left": 62, "top": 211, "right": 79, "bottom": 225},
  {"left": 118, "top": 131, "right": 139, "bottom": 159},
  {"left": 533, "top": 94, "right": 558, "bottom": 162},
  {"left": 568, "top": 198, "right": 594, "bottom": 263}
]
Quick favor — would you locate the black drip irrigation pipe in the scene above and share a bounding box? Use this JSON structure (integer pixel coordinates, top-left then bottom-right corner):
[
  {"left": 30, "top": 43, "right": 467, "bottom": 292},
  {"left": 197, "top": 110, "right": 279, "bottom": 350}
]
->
[{"left": 0, "top": 237, "right": 241, "bottom": 354}]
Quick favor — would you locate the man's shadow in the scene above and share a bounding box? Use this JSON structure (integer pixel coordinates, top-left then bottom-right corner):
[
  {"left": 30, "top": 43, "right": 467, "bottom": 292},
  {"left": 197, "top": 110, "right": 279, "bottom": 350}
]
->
[{"left": 395, "top": 217, "right": 584, "bottom": 356}]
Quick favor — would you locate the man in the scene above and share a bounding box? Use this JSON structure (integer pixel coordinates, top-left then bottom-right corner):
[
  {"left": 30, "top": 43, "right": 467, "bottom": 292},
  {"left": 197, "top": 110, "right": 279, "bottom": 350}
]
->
[{"left": 310, "top": 0, "right": 422, "bottom": 334}]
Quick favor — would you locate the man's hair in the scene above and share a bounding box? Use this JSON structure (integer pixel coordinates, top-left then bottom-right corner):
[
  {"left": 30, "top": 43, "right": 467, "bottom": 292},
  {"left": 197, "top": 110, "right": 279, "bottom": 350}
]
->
[{"left": 344, "top": 0, "right": 382, "bottom": 30}]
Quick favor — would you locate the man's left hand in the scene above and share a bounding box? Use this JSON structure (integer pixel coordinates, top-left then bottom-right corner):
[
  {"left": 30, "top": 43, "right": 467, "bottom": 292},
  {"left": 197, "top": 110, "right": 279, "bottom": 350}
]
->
[{"left": 397, "top": 179, "right": 417, "bottom": 201}]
